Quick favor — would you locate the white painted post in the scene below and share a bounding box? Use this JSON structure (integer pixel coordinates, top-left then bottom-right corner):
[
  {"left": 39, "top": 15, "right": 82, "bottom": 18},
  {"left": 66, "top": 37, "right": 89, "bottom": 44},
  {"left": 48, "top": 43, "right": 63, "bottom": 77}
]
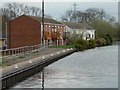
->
[
  {"left": 15, "top": 64, "right": 18, "bottom": 69},
  {"left": 51, "top": 53, "right": 53, "bottom": 56},
  {"left": 62, "top": 39, "right": 64, "bottom": 46},
  {"left": 42, "top": 56, "right": 45, "bottom": 59},
  {"left": 29, "top": 60, "right": 32, "bottom": 64},
  {"left": 57, "top": 40, "right": 58, "bottom": 46},
  {"left": 44, "top": 40, "right": 46, "bottom": 48},
  {"left": 57, "top": 52, "right": 60, "bottom": 54}
]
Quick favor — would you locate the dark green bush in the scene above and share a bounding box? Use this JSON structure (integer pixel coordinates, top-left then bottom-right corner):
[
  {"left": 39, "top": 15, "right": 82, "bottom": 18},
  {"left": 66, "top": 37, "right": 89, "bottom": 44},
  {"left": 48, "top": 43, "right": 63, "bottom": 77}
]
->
[
  {"left": 88, "top": 39, "right": 96, "bottom": 48},
  {"left": 74, "top": 39, "right": 88, "bottom": 50},
  {"left": 104, "top": 33, "right": 113, "bottom": 45}
]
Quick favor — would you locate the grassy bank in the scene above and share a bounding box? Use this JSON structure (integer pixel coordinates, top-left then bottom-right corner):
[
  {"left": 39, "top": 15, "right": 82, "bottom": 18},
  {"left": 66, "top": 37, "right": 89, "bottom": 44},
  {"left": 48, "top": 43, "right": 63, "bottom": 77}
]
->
[{"left": 50, "top": 45, "right": 75, "bottom": 49}]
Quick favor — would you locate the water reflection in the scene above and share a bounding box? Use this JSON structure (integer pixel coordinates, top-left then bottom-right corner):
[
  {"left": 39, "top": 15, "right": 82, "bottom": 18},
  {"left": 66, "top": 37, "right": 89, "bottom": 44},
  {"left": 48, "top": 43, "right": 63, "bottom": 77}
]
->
[{"left": 13, "top": 45, "right": 118, "bottom": 88}]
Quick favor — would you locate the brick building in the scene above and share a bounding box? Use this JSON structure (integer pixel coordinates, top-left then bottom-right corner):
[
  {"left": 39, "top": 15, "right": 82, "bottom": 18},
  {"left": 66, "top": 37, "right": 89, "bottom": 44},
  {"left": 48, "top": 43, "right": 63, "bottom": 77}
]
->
[
  {"left": 0, "top": 14, "right": 9, "bottom": 50},
  {"left": 8, "top": 15, "right": 66, "bottom": 49}
]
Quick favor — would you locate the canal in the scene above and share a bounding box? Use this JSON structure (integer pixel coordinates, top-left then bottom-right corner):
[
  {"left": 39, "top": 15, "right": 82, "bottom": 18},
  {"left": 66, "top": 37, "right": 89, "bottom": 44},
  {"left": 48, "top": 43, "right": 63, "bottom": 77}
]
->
[{"left": 12, "top": 44, "right": 118, "bottom": 88}]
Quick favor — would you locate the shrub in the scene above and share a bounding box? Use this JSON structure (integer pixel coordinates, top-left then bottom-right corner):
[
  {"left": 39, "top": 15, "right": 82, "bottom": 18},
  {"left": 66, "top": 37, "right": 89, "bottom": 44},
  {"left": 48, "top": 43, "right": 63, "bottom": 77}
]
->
[
  {"left": 74, "top": 39, "right": 88, "bottom": 50},
  {"left": 96, "top": 39, "right": 102, "bottom": 47},
  {"left": 88, "top": 39, "right": 96, "bottom": 48},
  {"left": 100, "top": 38, "right": 106, "bottom": 46},
  {"left": 96, "top": 38, "right": 106, "bottom": 47},
  {"left": 104, "top": 33, "right": 113, "bottom": 45}
]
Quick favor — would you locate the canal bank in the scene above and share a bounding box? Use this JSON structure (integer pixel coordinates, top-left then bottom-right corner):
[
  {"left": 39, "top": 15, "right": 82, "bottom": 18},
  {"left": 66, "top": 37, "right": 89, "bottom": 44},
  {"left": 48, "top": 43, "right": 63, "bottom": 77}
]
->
[{"left": 1, "top": 48, "right": 76, "bottom": 89}]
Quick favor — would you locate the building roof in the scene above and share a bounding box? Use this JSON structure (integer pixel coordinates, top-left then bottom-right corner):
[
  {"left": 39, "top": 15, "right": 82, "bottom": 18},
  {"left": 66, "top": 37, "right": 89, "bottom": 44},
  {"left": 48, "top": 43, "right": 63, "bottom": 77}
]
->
[
  {"left": 62, "top": 22, "right": 93, "bottom": 30},
  {"left": 26, "top": 15, "right": 62, "bottom": 24}
]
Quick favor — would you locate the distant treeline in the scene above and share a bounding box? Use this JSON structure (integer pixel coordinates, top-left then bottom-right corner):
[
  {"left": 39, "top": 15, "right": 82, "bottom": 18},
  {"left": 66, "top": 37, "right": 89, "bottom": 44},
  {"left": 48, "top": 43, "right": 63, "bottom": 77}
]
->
[
  {"left": 90, "top": 20, "right": 119, "bottom": 41},
  {"left": 61, "top": 7, "right": 119, "bottom": 41}
]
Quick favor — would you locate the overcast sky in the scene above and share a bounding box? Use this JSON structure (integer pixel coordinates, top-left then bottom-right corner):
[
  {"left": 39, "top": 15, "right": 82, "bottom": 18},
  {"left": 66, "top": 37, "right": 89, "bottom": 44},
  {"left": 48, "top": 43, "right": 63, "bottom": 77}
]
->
[{"left": 0, "top": 0, "right": 119, "bottom": 21}]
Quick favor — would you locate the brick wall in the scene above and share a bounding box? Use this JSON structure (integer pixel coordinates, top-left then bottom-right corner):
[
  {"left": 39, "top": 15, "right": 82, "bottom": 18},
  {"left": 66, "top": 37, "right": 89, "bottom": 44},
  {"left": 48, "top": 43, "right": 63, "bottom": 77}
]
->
[
  {"left": 44, "top": 23, "right": 66, "bottom": 46},
  {"left": 8, "top": 15, "right": 66, "bottom": 49},
  {"left": 9, "top": 16, "right": 41, "bottom": 48}
]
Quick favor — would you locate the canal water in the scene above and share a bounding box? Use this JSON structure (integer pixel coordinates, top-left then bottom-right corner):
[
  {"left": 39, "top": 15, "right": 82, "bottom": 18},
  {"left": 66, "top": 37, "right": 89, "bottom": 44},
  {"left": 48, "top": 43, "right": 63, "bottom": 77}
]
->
[{"left": 13, "top": 45, "right": 118, "bottom": 88}]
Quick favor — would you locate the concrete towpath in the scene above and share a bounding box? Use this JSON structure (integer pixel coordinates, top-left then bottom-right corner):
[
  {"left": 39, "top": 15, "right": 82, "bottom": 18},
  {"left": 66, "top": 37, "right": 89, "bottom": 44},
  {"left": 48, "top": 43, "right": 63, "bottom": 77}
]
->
[
  {"left": 1, "top": 48, "right": 74, "bottom": 76},
  {"left": 2, "top": 48, "right": 65, "bottom": 66}
]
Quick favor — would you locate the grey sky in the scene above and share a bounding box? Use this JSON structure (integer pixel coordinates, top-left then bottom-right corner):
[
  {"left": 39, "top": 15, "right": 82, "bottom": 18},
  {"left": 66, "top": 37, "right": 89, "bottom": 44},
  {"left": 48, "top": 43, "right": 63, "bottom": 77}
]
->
[
  {"left": 0, "top": 1, "right": 118, "bottom": 21},
  {"left": 45, "top": 2, "right": 118, "bottom": 21}
]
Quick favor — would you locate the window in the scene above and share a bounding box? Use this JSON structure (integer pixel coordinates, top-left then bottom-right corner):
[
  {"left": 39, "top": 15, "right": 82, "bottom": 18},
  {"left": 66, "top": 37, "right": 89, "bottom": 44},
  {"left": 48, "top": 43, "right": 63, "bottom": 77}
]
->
[
  {"left": 76, "top": 31, "right": 79, "bottom": 34},
  {"left": 49, "top": 25, "right": 51, "bottom": 31},
  {"left": 60, "top": 32, "right": 63, "bottom": 38},
  {"left": 55, "top": 29, "right": 57, "bottom": 32},
  {"left": 72, "top": 31, "right": 73, "bottom": 34},
  {"left": 52, "top": 29, "right": 54, "bottom": 32},
  {"left": 87, "top": 34, "right": 90, "bottom": 38},
  {"left": 5, "top": 40, "right": 7, "bottom": 45},
  {"left": 52, "top": 26, "right": 54, "bottom": 28}
]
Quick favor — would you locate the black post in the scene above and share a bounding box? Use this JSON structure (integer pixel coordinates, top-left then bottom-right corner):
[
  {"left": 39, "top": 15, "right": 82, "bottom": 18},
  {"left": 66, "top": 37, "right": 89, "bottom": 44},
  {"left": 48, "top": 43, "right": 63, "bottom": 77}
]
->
[{"left": 42, "top": 0, "right": 45, "bottom": 47}]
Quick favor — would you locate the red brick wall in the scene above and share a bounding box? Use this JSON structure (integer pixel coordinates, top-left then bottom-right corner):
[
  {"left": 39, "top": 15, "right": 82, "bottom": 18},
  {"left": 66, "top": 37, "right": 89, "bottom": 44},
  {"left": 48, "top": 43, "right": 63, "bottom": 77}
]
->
[
  {"left": 9, "top": 16, "right": 41, "bottom": 48},
  {"left": 44, "top": 24, "right": 66, "bottom": 46}
]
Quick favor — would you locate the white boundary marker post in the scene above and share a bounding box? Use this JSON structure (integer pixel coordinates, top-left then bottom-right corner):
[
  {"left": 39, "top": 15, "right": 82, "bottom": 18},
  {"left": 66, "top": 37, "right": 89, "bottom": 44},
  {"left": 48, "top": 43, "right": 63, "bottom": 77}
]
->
[
  {"left": 67, "top": 49, "right": 69, "bottom": 51},
  {"left": 57, "top": 52, "right": 60, "bottom": 54},
  {"left": 63, "top": 50, "right": 65, "bottom": 52},
  {"left": 57, "top": 40, "right": 58, "bottom": 46},
  {"left": 29, "top": 60, "right": 32, "bottom": 64},
  {"left": 71, "top": 48, "right": 73, "bottom": 50},
  {"left": 42, "top": 56, "right": 45, "bottom": 59},
  {"left": 15, "top": 65, "right": 18, "bottom": 69},
  {"left": 51, "top": 53, "right": 53, "bottom": 56}
]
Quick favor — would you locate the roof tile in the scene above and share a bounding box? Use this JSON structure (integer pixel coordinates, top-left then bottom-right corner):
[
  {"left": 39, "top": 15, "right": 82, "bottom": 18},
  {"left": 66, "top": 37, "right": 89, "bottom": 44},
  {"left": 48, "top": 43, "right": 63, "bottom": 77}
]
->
[
  {"left": 62, "top": 22, "right": 93, "bottom": 30},
  {"left": 27, "top": 15, "right": 62, "bottom": 24}
]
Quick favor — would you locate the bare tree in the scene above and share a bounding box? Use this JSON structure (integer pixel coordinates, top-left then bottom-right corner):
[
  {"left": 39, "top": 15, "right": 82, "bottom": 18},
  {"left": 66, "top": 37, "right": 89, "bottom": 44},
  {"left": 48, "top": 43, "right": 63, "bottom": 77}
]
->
[
  {"left": 60, "top": 7, "right": 114, "bottom": 23},
  {"left": 85, "top": 8, "right": 107, "bottom": 22},
  {"left": 1, "top": 2, "right": 41, "bottom": 20},
  {"left": 44, "top": 14, "right": 52, "bottom": 19}
]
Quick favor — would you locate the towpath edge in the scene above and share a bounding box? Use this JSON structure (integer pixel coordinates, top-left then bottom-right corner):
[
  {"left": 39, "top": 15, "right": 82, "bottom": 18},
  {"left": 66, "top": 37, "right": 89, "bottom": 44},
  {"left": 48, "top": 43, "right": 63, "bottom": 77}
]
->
[{"left": 1, "top": 48, "right": 76, "bottom": 90}]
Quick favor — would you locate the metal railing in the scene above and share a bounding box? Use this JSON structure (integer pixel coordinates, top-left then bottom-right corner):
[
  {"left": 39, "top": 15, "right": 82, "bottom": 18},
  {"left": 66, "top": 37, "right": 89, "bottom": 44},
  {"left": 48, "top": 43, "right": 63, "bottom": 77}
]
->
[{"left": 0, "top": 42, "right": 52, "bottom": 65}]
